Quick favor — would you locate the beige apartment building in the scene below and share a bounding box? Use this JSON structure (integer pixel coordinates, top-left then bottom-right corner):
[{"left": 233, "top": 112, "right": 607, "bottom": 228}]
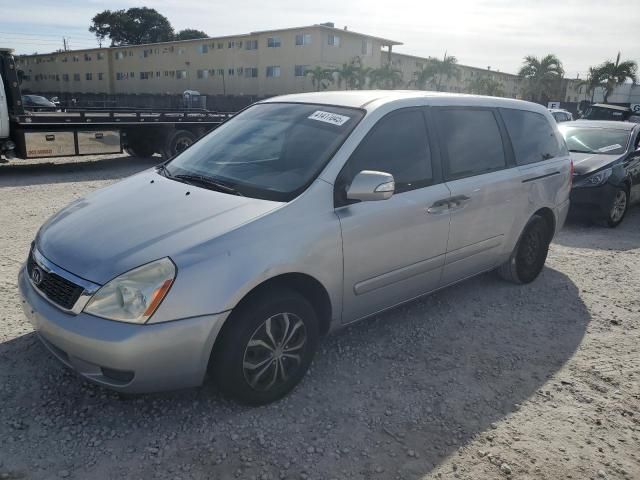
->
[{"left": 15, "top": 22, "right": 581, "bottom": 102}]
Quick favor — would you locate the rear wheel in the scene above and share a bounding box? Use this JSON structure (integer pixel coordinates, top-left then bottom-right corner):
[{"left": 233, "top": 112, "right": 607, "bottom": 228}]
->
[
  {"left": 211, "top": 289, "right": 319, "bottom": 405},
  {"left": 163, "top": 129, "right": 196, "bottom": 159},
  {"left": 603, "top": 187, "right": 628, "bottom": 228},
  {"left": 498, "top": 215, "right": 551, "bottom": 284}
]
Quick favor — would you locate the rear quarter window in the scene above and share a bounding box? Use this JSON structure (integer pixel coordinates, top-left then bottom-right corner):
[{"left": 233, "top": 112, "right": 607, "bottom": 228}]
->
[{"left": 500, "top": 108, "right": 566, "bottom": 165}]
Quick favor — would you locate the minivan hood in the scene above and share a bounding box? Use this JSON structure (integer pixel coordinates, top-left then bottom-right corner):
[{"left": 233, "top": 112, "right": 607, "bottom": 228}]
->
[
  {"left": 36, "top": 170, "right": 282, "bottom": 284},
  {"left": 570, "top": 152, "right": 623, "bottom": 176}
]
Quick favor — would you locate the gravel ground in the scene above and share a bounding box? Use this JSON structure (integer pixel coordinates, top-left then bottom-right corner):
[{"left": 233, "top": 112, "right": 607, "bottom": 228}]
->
[{"left": 0, "top": 154, "right": 639, "bottom": 480}]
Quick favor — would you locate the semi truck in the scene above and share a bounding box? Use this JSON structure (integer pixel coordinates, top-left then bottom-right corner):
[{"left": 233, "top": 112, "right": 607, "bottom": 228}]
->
[{"left": 0, "top": 48, "right": 233, "bottom": 162}]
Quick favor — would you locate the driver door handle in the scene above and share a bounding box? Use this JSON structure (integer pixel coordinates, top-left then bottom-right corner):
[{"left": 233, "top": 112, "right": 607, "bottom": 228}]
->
[{"left": 427, "top": 199, "right": 450, "bottom": 214}]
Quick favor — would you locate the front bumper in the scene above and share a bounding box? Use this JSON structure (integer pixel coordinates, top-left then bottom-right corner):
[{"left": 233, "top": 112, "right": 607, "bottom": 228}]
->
[
  {"left": 569, "top": 183, "right": 618, "bottom": 218},
  {"left": 18, "top": 266, "right": 230, "bottom": 394}
]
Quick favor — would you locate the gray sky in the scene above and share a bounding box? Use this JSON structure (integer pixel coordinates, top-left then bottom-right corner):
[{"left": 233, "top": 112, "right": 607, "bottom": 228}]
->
[{"left": 1, "top": 0, "right": 638, "bottom": 79}]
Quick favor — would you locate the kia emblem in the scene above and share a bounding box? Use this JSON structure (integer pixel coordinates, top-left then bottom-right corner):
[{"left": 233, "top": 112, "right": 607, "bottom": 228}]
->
[{"left": 31, "top": 266, "right": 43, "bottom": 285}]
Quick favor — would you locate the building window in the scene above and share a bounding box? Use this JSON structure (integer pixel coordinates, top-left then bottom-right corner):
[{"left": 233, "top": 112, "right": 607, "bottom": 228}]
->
[
  {"left": 217, "top": 42, "right": 224, "bottom": 49},
  {"left": 156, "top": 71, "right": 160, "bottom": 78},
  {"left": 85, "top": 73, "right": 92, "bottom": 80},
  {"left": 217, "top": 68, "right": 225, "bottom": 76},
  {"left": 176, "top": 70, "right": 188, "bottom": 79},
  {"left": 294, "top": 65, "right": 309, "bottom": 77},
  {"left": 198, "top": 44, "right": 209, "bottom": 54},
  {"left": 73, "top": 73, "right": 80, "bottom": 81},
  {"left": 97, "top": 52, "right": 104, "bottom": 60},
  {"left": 328, "top": 34, "right": 340, "bottom": 47},
  {"left": 266, "top": 65, "right": 281, "bottom": 78},
  {"left": 61, "top": 57, "right": 68, "bottom": 63},
  {"left": 245, "top": 39, "right": 258, "bottom": 50},
  {"left": 177, "top": 47, "right": 185, "bottom": 55},
  {"left": 361, "top": 40, "right": 372, "bottom": 56},
  {"left": 98, "top": 73, "right": 104, "bottom": 80},
  {"left": 115, "top": 51, "right": 124, "bottom": 60},
  {"left": 73, "top": 55, "right": 80, "bottom": 62},
  {"left": 244, "top": 67, "right": 258, "bottom": 78},
  {"left": 208, "top": 69, "right": 216, "bottom": 76},
  {"left": 84, "top": 53, "right": 92, "bottom": 61},
  {"left": 237, "top": 40, "right": 243, "bottom": 48},
  {"left": 197, "top": 69, "right": 209, "bottom": 79},
  {"left": 228, "top": 68, "right": 235, "bottom": 76},
  {"left": 62, "top": 74, "right": 69, "bottom": 82},
  {"left": 267, "top": 36, "right": 281, "bottom": 48},
  {"left": 140, "top": 71, "right": 153, "bottom": 80},
  {"left": 295, "top": 33, "right": 311, "bottom": 46},
  {"left": 142, "top": 48, "right": 153, "bottom": 58},
  {"left": 228, "top": 40, "right": 235, "bottom": 48}
]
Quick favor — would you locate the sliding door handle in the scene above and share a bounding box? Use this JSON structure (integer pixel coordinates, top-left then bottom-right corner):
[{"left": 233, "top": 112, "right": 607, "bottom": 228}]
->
[
  {"left": 449, "top": 195, "right": 471, "bottom": 210},
  {"left": 427, "top": 199, "right": 450, "bottom": 214}
]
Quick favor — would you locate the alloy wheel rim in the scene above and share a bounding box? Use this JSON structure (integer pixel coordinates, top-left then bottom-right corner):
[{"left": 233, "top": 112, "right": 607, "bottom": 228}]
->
[
  {"left": 243, "top": 312, "right": 307, "bottom": 391},
  {"left": 610, "top": 191, "right": 627, "bottom": 223}
]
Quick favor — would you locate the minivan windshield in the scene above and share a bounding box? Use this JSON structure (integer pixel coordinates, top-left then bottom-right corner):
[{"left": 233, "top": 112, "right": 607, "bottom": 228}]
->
[
  {"left": 559, "top": 127, "right": 630, "bottom": 155},
  {"left": 166, "top": 103, "right": 364, "bottom": 201}
]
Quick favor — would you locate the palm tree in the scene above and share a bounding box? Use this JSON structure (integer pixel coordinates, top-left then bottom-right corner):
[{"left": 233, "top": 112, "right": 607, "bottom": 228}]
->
[
  {"left": 334, "top": 58, "right": 360, "bottom": 90},
  {"left": 430, "top": 53, "right": 460, "bottom": 91},
  {"left": 306, "top": 66, "right": 334, "bottom": 92},
  {"left": 518, "top": 54, "right": 564, "bottom": 103},
  {"left": 576, "top": 67, "right": 602, "bottom": 103},
  {"left": 466, "top": 76, "right": 505, "bottom": 97},
  {"left": 594, "top": 52, "right": 638, "bottom": 103},
  {"left": 369, "top": 63, "right": 403, "bottom": 89},
  {"left": 353, "top": 65, "right": 372, "bottom": 90},
  {"left": 411, "top": 60, "right": 437, "bottom": 90}
]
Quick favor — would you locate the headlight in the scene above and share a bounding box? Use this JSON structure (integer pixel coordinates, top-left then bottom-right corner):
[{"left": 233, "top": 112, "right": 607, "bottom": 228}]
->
[
  {"left": 576, "top": 167, "right": 612, "bottom": 187},
  {"left": 84, "top": 258, "right": 176, "bottom": 323}
]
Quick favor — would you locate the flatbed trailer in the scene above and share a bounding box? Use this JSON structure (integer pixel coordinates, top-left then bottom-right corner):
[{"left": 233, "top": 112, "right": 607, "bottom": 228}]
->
[{"left": 0, "top": 48, "right": 234, "bottom": 161}]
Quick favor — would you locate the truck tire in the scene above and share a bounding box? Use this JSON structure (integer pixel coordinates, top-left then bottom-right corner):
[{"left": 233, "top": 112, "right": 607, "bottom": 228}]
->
[{"left": 163, "top": 130, "right": 196, "bottom": 159}]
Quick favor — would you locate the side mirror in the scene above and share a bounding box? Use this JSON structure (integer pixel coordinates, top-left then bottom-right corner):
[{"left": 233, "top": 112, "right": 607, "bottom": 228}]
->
[{"left": 346, "top": 170, "right": 395, "bottom": 202}]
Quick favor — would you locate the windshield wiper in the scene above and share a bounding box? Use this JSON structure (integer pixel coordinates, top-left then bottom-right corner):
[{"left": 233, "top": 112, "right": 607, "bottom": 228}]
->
[
  {"left": 173, "top": 174, "right": 244, "bottom": 196},
  {"left": 155, "top": 164, "right": 173, "bottom": 178},
  {"left": 569, "top": 149, "right": 594, "bottom": 153}
]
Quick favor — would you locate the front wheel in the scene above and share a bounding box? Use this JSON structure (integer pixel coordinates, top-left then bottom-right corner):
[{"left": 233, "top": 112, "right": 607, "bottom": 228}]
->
[
  {"left": 497, "top": 215, "right": 551, "bottom": 284},
  {"left": 603, "top": 187, "right": 628, "bottom": 228},
  {"left": 211, "top": 289, "right": 319, "bottom": 405}
]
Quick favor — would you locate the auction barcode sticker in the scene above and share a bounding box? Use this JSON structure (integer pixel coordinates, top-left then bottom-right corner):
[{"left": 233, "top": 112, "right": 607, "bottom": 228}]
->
[{"left": 308, "top": 110, "right": 351, "bottom": 126}]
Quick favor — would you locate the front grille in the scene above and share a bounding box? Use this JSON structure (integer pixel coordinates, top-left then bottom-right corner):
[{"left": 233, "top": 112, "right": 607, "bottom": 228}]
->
[{"left": 27, "top": 251, "right": 84, "bottom": 310}]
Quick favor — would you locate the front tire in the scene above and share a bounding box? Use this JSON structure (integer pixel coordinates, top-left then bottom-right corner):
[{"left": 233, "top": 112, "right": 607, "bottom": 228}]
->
[
  {"left": 498, "top": 215, "right": 551, "bottom": 284},
  {"left": 603, "top": 187, "right": 628, "bottom": 228},
  {"left": 211, "top": 289, "right": 319, "bottom": 405}
]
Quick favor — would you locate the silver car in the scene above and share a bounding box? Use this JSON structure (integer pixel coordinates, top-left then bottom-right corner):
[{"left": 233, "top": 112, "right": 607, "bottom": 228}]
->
[{"left": 19, "top": 91, "right": 572, "bottom": 404}]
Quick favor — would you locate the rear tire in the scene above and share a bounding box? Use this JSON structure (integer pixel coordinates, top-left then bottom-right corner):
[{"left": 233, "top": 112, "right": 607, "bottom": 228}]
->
[
  {"left": 211, "top": 288, "right": 319, "bottom": 405},
  {"left": 498, "top": 215, "right": 551, "bottom": 284},
  {"left": 163, "top": 129, "right": 196, "bottom": 159}
]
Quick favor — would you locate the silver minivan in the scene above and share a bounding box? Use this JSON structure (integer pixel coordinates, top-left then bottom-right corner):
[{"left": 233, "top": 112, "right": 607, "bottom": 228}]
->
[{"left": 19, "top": 91, "right": 571, "bottom": 404}]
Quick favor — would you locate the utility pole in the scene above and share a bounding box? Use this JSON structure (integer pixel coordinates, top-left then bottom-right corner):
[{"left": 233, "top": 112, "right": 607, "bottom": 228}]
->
[{"left": 63, "top": 37, "right": 68, "bottom": 51}]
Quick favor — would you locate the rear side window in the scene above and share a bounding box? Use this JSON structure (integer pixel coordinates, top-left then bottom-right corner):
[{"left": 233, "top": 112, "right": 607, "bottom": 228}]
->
[
  {"left": 343, "top": 109, "right": 433, "bottom": 193},
  {"left": 501, "top": 109, "right": 563, "bottom": 165},
  {"left": 437, "top": 109, "right": 506, "bottom": 179}
]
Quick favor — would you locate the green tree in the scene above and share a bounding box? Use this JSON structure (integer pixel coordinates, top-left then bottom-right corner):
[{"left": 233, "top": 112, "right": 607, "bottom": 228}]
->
[
  {"left": 411, "top": 60, "right": 437, "bottom": 90},
  {"left": 369, "top": 63, "right": 403, "bottom": 89},
  {"left": 175, "top": 29, "right": 208, "bottom": 41},
  {"left": 89, "top": 7, "right": 174, "bottom": 46},
  {"left": 306, "top": 66, "right": 334, "bottom": 91},
  {"left": 576, "top": 67, "right": 602, "bottom": 103},
  {"left": 593, "top": 52, "right": 638, "bottom": 103},
  {"left": 429, "top": 53, "right": 460, "bottom": 91},
  {"left": 466, "top": 76, "right": 505, "bottom": 96},
  {"left": 518, "top": 54, "right": 564, "bottom": 103},
  {"left": 334, "top": 59, "right": 360, "bottom": 90}
]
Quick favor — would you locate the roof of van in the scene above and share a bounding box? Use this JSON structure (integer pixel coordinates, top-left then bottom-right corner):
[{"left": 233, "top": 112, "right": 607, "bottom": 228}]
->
[{"left": 261, "top": 90, "right": 546, "bottom": 112}]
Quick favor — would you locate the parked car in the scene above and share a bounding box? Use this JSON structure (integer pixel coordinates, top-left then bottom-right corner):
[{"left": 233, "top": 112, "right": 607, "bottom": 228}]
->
[
  {"left": 21, "top": 94, "right": 57, "bottom": 111},
  {"left": 582, "top": 103, "right": 640, "bottom": 123},
  {"left": 559, "top": 120, "right": 640, "bottom": 227},
  {"left": 18, "top": 92, "right": 572, "bottom": 404},
  {"left": 549, "top": 108, "right": 573, "bottom": 123}
]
